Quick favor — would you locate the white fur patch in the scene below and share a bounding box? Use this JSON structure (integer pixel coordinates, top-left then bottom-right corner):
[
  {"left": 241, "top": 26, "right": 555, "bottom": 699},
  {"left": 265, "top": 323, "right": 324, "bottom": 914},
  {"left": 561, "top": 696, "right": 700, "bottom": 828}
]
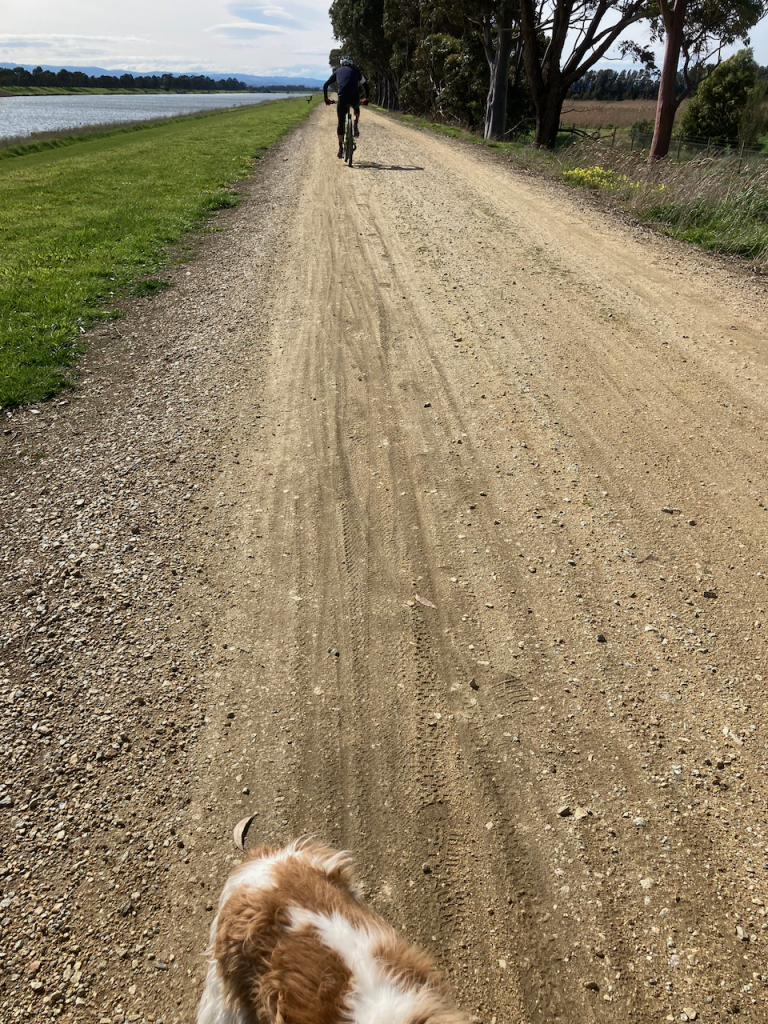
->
[
  {"left": 196, "top": 960, "right": 247, "bottom": 1024},
  {"left": 288, "top": 907, "right": 423, "bottom": 1024}
]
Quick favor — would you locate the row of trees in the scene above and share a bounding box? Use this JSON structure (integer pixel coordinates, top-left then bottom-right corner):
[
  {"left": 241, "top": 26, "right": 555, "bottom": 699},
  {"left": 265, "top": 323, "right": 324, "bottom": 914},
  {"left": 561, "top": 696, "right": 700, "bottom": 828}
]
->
[
  {"left": 328, "top": 0, "right": 766, "bottom": 159},
  {"left": 0, "top": 66, "right": 248, "bottom": 92},
  {"left": 568, "top": 61, "right": 767, "bottom": 102},
  {"left": 567, "top": 67, "right": 683, "bottom": 100}
]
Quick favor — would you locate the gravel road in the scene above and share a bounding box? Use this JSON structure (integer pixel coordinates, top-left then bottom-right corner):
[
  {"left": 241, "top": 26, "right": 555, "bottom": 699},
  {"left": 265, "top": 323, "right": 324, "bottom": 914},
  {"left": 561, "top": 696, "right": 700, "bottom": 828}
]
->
[{"left": 2, "top": 106, "right": 768, "bottom": 1024}]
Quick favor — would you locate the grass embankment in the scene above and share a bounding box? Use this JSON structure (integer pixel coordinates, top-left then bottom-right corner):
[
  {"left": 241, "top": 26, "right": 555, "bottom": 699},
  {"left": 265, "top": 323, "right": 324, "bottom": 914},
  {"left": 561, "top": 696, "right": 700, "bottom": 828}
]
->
[
  {"left": 391, "top": 109, "right": 768, "bottom": 265},
  {"left": 0, "top": 98, "right": 315, "bottom": 407}
]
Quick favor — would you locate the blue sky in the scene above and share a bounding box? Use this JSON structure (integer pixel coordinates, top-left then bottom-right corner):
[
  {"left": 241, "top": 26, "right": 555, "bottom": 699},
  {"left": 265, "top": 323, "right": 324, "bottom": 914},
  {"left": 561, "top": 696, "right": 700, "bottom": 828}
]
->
[
  {"left": 0, "top": 0, "right": 338, "bottom": 79},
  {"left": 0, "top": 0, "right": 766, "bottom": 79}
]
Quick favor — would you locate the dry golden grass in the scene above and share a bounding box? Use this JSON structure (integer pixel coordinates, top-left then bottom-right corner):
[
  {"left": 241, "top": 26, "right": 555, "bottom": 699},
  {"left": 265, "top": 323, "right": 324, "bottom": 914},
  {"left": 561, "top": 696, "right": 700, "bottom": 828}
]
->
[{"left": 560, "top": 98, "right": 688, "bottom": 128}]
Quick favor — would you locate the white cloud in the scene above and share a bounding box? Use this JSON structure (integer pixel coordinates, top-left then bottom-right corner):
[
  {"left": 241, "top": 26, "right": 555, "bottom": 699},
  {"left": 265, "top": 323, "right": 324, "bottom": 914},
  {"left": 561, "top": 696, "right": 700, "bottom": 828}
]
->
[
  {"left": 0, "top": 0, "right": 336, "bottom": 75},
  {"left": 228, "top": 4, "right": 299, "bottom": 22},
  {"left": 0, "top": 33, "right": 153, "bottom": 48},
  {"left": 207, "top": 22, "right": 286, "bottom": 36}
]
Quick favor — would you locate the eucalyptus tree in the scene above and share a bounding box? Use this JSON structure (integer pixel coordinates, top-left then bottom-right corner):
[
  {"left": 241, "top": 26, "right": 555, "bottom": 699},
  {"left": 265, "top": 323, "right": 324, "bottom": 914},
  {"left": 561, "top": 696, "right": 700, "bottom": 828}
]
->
[
  {"left": 476, "top": 0, "right": 519, "bottom": 138},
  {"left": 518, "top": 0, "right": 655, "bottom": 147},
  {"left": 330, "top": 0, "right": 533, "bottom": 134},
  {"left": 329, "top": 0, "right": 399, "bottom": 107},
  {"left": 647, "top": 0, "right": 766, "bottom": 161}
]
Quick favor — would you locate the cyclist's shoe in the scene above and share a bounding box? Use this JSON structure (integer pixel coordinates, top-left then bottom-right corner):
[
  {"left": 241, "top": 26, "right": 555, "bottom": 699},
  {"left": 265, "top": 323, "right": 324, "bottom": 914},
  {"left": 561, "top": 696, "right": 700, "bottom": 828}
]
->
[
  {"left": 337, "top": 145, "right": 343, "bottom": 159},
  {"left": 353, "top": 123, "right": 360, "bottom": 137}
]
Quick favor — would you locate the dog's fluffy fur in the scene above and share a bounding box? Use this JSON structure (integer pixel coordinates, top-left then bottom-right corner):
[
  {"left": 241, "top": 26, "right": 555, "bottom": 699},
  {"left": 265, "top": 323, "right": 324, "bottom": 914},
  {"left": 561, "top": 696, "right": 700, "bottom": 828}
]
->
[{"left": 197, "top": 838, "right": 470, "bottom": 1024}]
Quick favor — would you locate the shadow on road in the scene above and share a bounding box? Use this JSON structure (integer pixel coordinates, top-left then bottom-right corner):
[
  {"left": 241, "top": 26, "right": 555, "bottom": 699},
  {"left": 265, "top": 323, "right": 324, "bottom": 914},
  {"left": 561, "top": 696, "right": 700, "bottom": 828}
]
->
[{"left": 355, "top": 161, "right": 424, "bottom": 171}]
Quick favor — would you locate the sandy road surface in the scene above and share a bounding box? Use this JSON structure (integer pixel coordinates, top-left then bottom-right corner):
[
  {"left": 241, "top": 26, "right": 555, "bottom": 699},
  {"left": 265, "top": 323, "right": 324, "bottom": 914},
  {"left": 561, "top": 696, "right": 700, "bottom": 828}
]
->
[{"left": 2, "top": 106, "right": 768, "bottom": 1024}]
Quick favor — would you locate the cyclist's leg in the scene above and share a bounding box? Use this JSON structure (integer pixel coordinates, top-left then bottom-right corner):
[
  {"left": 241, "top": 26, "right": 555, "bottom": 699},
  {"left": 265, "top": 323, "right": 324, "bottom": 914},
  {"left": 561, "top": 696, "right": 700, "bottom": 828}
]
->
[{"left": 353, "top": 104, "right": 360, "bottom": 137}]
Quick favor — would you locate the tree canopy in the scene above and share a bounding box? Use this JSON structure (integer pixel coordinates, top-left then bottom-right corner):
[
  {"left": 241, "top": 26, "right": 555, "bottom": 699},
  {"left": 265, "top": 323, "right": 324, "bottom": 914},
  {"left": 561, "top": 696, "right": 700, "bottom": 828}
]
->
[
  {"left": 681, "top": 47, "right": 762, "bottom": 142},
  {"left": 0, "top": 67, "right": 251, "bottom": 92}
]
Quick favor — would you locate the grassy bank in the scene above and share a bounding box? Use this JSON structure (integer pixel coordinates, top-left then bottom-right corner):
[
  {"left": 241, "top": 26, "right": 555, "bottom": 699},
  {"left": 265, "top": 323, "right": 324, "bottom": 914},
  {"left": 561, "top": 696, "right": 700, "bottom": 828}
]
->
[
  {"left": 0, "top": 98, "right": 315, "bottom": 407},
  {"left": 390, "top": 109, "right": 768, "bottom": 267}
]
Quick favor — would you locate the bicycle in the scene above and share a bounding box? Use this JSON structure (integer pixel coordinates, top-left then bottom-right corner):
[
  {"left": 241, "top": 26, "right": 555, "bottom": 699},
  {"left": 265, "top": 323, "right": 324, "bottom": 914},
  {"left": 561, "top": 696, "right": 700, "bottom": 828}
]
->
[
  {"left": 327, "top": 97, "right": 367, "bottom": 167},
  {"left": 342, "top": 106, "right": 356, "bottom": 166}
]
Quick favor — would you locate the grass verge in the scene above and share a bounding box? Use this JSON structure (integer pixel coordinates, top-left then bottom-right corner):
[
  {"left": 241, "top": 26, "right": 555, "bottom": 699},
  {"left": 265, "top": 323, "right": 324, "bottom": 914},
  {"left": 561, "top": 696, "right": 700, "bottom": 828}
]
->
[
  {"left": 0, "top": 98, "right": 315, "bottom": 408},
  {"left": 559, "top": 144, "right": 768, "bottom": 261},
  {"left": 385, "top": 109, "right": 768, "bottom": 267}
]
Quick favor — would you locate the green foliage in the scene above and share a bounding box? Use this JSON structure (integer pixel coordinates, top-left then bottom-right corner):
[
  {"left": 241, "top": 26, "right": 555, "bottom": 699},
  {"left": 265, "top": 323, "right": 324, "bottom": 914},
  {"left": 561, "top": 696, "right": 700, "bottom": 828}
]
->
[
  {"left": 398, "top": 33, "right": 490, "bottom": 129},
  {"left": 332, "top": 0, "right": 533, "bottom": 130},
  {"left": 682, "top": 48, "right": 759, "bottom": 143},
  {"left": 738, "top": 78, "right": 768, "bottom": 146},
  {"left": 0, "top": 66, "right": 248, "bottom": 92},
  {"left": 644, "top": 184, "right": 768, "bottom": 257},
  {"left": 0, "top": 100, "right": 313, "bottom": 408},
  {"left": 329, "top": 0, "right": 392, "bottom": 74},
  {"left": 631, "top": 118, "right": 655, "bottom": 135}
]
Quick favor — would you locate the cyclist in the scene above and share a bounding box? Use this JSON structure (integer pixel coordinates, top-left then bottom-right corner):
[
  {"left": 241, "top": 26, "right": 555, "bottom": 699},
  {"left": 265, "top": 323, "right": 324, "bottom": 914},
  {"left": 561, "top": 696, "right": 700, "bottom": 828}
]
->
[{"left": 323, "top": 56, "right": 369, "bottom": 159}]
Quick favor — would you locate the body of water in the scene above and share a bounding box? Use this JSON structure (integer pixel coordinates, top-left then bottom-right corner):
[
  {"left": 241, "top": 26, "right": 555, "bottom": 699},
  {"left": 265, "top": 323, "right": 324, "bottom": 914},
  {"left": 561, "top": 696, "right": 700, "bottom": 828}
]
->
[{"left": 0, "top": 93, "right": 302, "bottom": 142}]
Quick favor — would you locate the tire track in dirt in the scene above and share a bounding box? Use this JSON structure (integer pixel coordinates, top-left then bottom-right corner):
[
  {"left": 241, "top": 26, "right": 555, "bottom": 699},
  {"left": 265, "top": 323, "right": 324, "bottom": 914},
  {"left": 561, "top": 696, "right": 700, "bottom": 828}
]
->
[{"left": 171, "top": 108, "right": 768, "bottom": 1024}]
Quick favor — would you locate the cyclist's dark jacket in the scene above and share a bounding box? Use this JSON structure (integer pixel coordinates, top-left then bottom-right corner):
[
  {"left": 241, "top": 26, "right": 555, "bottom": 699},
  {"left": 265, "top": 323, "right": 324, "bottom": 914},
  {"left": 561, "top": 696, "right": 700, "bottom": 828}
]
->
[{"left": 323, "top": 66, "right": 369, "bottom": 104}]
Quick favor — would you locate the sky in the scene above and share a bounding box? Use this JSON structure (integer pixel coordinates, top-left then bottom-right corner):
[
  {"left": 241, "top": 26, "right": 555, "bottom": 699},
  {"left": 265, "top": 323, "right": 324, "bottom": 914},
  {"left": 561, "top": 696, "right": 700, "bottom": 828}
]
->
[
  {"left": 0, "top": 0, "right": 767, "bottom": 80},
  {"left": 0, "top": 0, "right": 338, "bottom": 80}
]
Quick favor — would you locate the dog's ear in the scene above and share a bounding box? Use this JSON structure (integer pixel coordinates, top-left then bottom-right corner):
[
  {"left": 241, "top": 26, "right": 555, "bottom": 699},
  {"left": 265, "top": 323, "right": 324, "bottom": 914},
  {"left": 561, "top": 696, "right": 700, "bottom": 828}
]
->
[
  {"left": 318, "top": 850, "right": 357, "bottom": 891},
  {"left": 300, "top": 841, "right": 358, "bottom": 891}
]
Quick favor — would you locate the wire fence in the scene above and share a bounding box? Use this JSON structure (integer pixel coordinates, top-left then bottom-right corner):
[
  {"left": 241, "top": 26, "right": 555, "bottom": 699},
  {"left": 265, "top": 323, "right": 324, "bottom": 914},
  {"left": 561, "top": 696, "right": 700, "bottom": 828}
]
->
[
  {"left": 629, "top": 129, "right": 768, "bottom": 165},
  {"left": 556, "top": 123, "right": 768, "bottom": 166}
]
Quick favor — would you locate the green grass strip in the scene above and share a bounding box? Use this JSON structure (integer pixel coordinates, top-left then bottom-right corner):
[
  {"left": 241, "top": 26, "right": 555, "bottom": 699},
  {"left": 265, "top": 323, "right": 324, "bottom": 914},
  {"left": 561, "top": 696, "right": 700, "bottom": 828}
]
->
[{"left": 0, "top": 98, "right": 315, "bottom": 407}]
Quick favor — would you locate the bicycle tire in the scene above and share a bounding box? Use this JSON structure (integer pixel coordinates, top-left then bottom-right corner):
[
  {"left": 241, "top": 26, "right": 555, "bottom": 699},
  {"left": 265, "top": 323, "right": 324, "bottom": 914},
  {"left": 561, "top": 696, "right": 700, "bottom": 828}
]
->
[{"left": 345, "top": 112, "right": 354, "bottom": 166}]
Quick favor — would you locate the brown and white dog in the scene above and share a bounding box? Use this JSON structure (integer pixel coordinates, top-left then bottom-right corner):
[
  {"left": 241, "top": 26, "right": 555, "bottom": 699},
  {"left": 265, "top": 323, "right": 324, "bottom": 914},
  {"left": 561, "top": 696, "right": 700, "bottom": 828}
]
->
[{"left": 197, "top": 837, "right": 470, "bottom": 1024}]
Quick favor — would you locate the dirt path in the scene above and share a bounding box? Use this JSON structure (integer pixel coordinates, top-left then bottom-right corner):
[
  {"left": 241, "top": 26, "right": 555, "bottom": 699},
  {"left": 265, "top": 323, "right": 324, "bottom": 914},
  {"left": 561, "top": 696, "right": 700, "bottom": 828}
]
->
[{"left": 2, "top": 107, "right": 768, "bottom": 1024}]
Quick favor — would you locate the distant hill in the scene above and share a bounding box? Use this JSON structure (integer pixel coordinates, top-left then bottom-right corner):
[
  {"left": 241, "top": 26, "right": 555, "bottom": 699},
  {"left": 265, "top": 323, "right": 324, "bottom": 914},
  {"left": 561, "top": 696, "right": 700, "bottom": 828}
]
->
[{"left": 0, "top": 63, "right": 326, "bottom": 89}]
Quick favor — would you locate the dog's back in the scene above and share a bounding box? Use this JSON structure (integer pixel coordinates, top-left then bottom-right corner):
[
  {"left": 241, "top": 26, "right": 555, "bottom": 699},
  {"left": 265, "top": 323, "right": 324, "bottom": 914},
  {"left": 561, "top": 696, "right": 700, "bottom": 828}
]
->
[{"left": 198, "top": 839, "right": 469, "bottom": 1024}]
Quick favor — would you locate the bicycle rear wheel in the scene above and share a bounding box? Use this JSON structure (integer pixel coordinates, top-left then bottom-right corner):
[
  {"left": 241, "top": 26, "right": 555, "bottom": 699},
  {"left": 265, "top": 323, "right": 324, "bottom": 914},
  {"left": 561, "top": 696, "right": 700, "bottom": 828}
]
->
[{"left": 345, "top": 112, "right": 354, "bottom": 166}]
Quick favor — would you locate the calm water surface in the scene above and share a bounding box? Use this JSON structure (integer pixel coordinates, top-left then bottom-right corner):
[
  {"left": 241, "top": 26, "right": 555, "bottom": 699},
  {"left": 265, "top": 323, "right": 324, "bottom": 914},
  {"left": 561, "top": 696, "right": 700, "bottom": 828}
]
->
[{"left": 0, "top": 93, "right": 299, "bottom": 141}]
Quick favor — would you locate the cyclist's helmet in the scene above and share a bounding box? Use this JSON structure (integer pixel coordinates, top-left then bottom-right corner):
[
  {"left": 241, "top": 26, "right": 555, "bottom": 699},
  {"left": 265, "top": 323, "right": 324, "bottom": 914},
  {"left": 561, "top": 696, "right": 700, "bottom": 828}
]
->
[{"left": 339, "top": 55, "right": 353, "bottom": 66}]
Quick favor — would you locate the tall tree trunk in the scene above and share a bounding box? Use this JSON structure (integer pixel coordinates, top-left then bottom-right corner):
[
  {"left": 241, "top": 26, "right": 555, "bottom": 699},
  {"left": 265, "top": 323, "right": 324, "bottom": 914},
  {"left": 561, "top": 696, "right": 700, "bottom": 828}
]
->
[
  {"left": 483, "top": 14, "right": 515, "bottom": 140},
  {"left": 533, "top": 87, "right": 566, "bottom": 148},
  {"left": 518, "top": 0, "right": 564, "bottom": 148},
  {"left": 648, "top": 0, "right": 688, "bottom": 163}
]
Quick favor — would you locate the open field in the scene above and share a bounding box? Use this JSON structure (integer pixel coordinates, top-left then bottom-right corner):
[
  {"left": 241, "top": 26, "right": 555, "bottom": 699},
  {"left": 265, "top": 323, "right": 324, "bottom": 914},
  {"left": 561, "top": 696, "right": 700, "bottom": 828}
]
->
[
  {"left": 0, "top": 97, "right": 316, "bottom": 407},
  {"left": 561, "top": 97, "right": 670, "bottom": 127}
]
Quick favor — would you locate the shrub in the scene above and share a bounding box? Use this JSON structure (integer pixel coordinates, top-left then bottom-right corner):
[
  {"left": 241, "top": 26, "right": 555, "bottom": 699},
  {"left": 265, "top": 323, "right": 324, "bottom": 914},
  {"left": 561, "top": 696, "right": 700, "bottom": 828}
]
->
[
  {"left": 682, "top": 49, "right": 759, "bottom": 144},
  {"left": 738, "top": 79, "right": 768, "bottom": 146},
  {"left": 563, "top": 165, "right": 632, "bottom": 190},
  {"left": 631, "top": 118, "right": 655, "bottom": 135}
]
